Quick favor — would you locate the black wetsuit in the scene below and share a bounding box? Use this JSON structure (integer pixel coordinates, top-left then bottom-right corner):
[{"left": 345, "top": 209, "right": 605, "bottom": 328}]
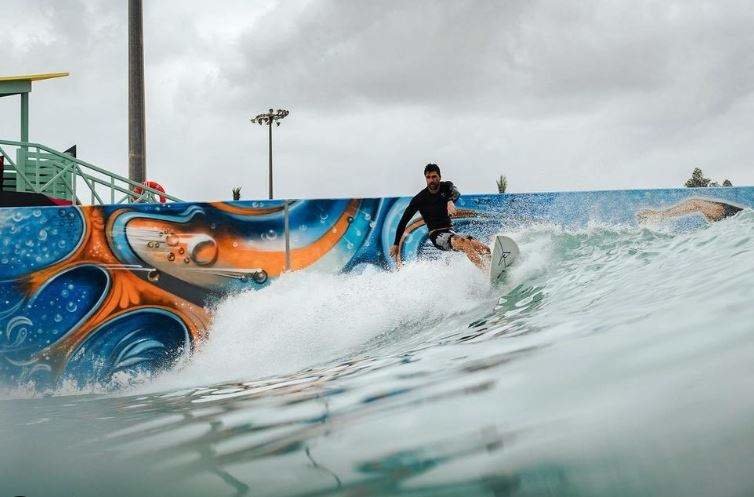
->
[{"left": 393, "top": 181, "right": 461, "bottom": 249}]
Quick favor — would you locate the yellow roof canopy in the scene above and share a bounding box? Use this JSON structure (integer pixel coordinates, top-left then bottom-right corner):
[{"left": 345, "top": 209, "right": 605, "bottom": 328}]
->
[{"left": 0, "top": 72, "right": 69, "bottom": 82}]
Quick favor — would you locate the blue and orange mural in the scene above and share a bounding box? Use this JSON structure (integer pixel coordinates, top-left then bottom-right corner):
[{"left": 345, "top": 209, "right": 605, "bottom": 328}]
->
[{"left": 1, "top": 187, "right": 752, "bottom": 388}]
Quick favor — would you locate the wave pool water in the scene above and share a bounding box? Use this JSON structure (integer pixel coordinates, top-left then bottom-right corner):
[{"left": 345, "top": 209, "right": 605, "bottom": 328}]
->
[{"left": 2, "top": 211, "right": 754, "bottom": 497}]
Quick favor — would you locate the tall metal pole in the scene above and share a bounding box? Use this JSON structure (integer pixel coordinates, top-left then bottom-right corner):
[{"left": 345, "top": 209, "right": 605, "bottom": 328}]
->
[
  {"left": 268, "top": 110, "right": 273, "bottom": 199},
  {"left": 128, "top": 0, "right": 146, "bottom": 185}
]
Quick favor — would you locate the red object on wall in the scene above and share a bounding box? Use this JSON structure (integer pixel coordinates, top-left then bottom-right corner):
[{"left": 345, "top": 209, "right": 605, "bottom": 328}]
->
[{"left": 133, "top": 180, "right": 167, "bottom": 203}]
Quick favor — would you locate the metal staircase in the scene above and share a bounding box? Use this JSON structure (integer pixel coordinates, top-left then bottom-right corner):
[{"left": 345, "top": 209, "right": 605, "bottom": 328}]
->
[{"left": 0, "top": 139, "right": 182, "bottom": 205}]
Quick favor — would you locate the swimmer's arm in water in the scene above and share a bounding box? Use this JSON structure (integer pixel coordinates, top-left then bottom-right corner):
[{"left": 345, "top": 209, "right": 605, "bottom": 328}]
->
[{"left": 390, "top": 198, "right": 419, "bottom": 261}]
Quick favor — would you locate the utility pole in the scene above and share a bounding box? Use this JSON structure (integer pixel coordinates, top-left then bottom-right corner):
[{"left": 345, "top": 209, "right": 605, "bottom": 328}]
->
[
  {"left": 128, "top": 0, "right": 146, "bottom": 185},
  {"left": 250, "top": 108, "right": 289, "bottom": 199}
]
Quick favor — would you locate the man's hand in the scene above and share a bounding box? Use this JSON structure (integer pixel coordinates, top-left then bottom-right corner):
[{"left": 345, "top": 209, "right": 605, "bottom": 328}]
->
[
  {"left": 389, "top": 245, "right": 399, "bottom": 260},
  {"left": 447, "top": 200, "right": 457, "bottom": 216}
]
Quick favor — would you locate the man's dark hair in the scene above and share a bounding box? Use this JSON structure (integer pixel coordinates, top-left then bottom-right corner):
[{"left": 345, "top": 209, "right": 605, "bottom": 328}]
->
[{"left": 424, "top": 163, "right": 441, "bottom": 176}]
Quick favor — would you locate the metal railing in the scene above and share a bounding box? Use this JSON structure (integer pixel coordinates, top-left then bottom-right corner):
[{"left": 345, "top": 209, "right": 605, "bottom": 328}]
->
[{"left": 0, "top": 139, "right": 183, "bottom": 205}]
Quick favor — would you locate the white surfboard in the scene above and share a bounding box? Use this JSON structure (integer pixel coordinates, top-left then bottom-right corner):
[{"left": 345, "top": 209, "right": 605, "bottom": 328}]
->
[{"left": 489, "top": 235, "right": 519, "bottom": 284}]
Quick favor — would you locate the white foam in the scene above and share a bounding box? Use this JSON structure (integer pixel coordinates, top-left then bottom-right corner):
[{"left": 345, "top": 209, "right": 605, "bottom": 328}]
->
[{"left": 145, "top": 255, "right": 492, "bottom": 391}]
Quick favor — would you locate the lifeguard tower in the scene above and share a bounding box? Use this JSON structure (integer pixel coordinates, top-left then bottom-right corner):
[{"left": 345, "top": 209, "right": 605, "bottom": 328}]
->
[
  {"left": 0, "top": 72, "right": 180, "bottom": 206},
  {"left": 0, "top": 73, "right": 74, "bottom": 201}
]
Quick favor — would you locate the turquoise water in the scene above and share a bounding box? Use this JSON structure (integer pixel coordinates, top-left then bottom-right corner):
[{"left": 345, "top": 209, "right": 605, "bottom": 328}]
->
[{"left": 2, "top": 212, "right": 754, "bottom": 497}]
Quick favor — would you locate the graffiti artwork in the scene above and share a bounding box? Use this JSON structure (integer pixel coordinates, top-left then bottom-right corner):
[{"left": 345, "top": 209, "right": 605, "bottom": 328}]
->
[{"left": 0, "top": 187, "right": 751, "bottom": 388}]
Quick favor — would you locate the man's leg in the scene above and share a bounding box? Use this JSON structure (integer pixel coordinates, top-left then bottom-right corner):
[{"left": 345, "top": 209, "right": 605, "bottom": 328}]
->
[
  {"left": 468, "top": 238, "right": 491, "bottom": 256},
  {"left": 450, "top": 236, "right": 485, "bottom": 269},
  {"left": 467, "top": 237, "right": 491, "bottom": 268}
]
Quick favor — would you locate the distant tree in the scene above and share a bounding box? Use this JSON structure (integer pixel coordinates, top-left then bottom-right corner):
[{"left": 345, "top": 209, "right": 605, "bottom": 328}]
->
[
  {"left": 496, "top": 174, "right": 507, "bottom": 193},
  {"left": 722, "top": 179, "right": 733, "bottom": 187},
  {"left": 684, "top": 168, "right": 712, "bottom": 188},
  {"left": 232, "top": 187, "right": 241, "bottom": 200}
]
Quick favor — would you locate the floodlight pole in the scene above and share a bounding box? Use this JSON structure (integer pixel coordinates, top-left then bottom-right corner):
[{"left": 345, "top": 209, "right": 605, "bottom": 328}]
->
[
  {"left": 250, "top": 108, "right": 289, "bottom": 199},
  {"left": 250, "top": 108, "right": 291, "bottom": 270},
  {"left": 268, "top": 118, "right": 273, "bottom": 199}
]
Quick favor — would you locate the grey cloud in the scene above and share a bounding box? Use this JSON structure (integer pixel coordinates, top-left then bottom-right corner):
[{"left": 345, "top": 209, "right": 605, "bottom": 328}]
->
[
  {"left": 225, "top": 0, "right": 754, "bottom": 124},
  {"left": 1, "top": 0, "right": 753, "bottom": 201}
]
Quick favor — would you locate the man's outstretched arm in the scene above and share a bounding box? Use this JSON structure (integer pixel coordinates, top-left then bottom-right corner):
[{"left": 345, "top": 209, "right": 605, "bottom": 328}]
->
[{"left": 389, "top": 199, "right": 418, "bottom": 260}]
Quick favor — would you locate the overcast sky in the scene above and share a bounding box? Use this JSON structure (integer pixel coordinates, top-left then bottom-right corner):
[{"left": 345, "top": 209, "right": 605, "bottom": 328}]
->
[{"left": 1, "top": 0, "right": 753, "bottom": 201}]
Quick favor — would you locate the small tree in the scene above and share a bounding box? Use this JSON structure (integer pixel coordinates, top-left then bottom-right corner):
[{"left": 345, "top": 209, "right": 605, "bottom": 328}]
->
[
  {"left": 496, "top": 174, "right": 507, "bottom": 193},
  {"left": 232, "top": 187, "right": 241, "bottom": 200},
  {"left": 722, "top": 179, "right": 733, "bottom": 187},
  {"left": 684, "top": 168, "right": 711, "bottom": 188}
]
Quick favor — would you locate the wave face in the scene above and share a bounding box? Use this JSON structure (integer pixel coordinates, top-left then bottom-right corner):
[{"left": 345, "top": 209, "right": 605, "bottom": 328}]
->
[{"left": 3, "top": 208, "right": 753, "bottom": 497}]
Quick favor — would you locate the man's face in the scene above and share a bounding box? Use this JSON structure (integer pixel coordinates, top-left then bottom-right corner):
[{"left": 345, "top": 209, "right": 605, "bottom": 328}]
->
[{"left": 425, "top": 171, "right": 441, "bottom": 192}]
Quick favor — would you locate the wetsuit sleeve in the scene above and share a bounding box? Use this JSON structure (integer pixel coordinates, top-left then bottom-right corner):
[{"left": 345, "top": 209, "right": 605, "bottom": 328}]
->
[
  {"left": 445, "top": 182, "right": 460, "bottom": 202},
  {"left": 393, "top": 198, "right": 419, "bottom": 246}
]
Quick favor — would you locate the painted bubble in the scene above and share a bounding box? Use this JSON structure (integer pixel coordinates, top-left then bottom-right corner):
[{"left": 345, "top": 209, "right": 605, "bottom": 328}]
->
[{"left": 191, "top": 239, "right": 218, "bottom": 266}]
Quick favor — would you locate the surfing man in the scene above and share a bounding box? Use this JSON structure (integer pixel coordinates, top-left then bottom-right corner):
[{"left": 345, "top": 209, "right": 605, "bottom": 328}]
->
[{"left": 390, "top": 163, "right": 490, "bottom": 269}]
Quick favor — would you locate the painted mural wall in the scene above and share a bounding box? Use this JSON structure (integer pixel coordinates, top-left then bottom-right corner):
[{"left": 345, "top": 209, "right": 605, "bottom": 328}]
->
[{"left": 1, "top": 187, "right": 752, "bottom": 388}]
